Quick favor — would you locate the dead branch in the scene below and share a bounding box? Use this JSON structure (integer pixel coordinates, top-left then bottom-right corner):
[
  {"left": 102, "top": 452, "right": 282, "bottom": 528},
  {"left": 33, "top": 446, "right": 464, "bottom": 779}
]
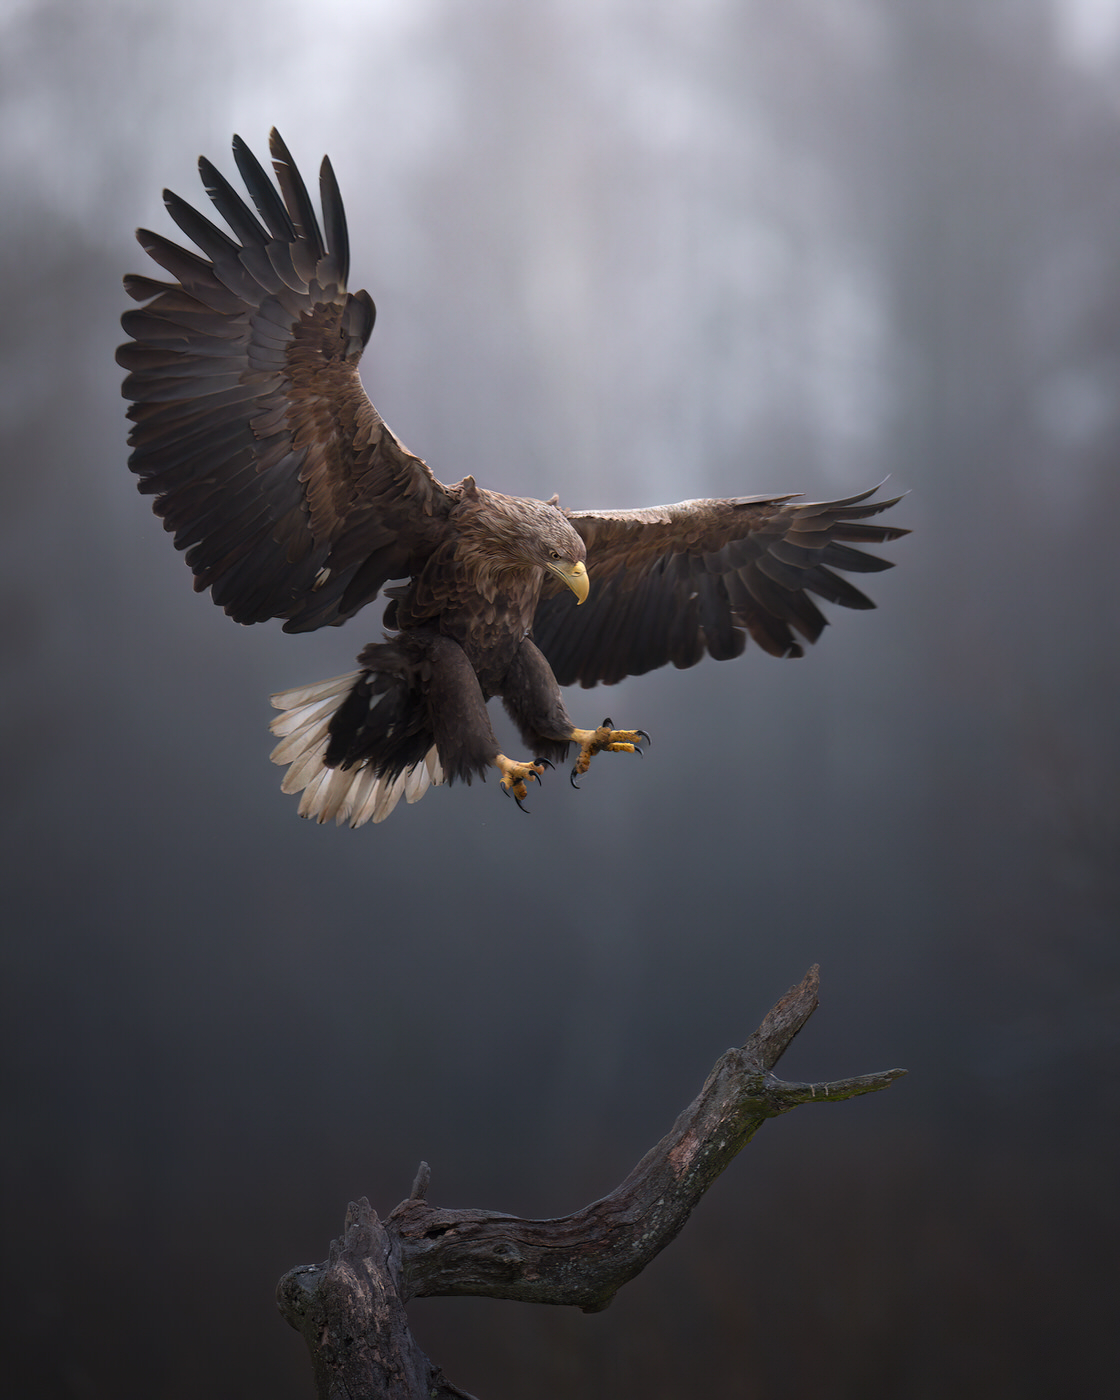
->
[{"left": 276, "top": 966, "right": 905, "bottom": 1399}]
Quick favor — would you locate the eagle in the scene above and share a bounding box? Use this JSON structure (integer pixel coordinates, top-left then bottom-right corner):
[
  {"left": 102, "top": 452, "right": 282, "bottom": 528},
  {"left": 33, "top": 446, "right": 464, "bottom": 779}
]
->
[{"left": 117, "top": 130, "right": 908, "bottom": 827}]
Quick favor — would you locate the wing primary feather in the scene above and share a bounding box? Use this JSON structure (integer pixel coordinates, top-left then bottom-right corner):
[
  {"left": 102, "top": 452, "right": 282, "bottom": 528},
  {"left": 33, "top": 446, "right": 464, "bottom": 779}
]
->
[
  {"left": 319, "top": 156, "right": 350, "bottom": 286},
  {"left": 232, "top": 135, "right": 294, "bottom": 242},
  {"left": 162, "top": 189, "right": 239, "bottom": 264},
  {"left": 796, "top": 480, "right": 892, "bottom": 512},
  {"left": 124, "top": 272, "right": 182, "bottom": 302},
  {"left": 800, "top": 565, "right": 876, "bottom": 610},
  {"left": 269, "top": 128, "right": 325, "bottom": 265},
  {"left": 829, "top": 521, "right": 909, "bottom": 544},
  {"left": 198, "top": 156, "right": 269, "bottom": 251},
  {"left": 819, "top": 542, "right": 894, "bottom": 573},
  {"left": 134, "top": 230, "right": 245, "bottom": 314}
]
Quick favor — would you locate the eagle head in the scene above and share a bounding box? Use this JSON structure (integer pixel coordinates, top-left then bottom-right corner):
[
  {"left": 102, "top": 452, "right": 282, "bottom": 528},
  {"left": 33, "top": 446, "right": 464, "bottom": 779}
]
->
[
  {"left": 536, "top": 506, "right": 589, "bottom": 605},
  {"left": 461, "top": 487, "right": 589, "bottom": 604}
]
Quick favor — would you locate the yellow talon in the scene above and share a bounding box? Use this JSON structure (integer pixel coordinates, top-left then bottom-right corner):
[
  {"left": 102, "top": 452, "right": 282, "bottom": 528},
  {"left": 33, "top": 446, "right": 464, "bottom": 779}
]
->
[
  {"left": 494, "top": 754, "right": 547, "bottom": 805},
  {"left": 569, "top": 720, "right": 650, "bottom": 782}
]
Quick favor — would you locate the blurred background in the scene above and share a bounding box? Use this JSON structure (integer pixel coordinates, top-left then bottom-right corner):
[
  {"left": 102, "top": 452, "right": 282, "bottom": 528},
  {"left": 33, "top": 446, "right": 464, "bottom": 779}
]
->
[{"left": 2, "top": 1, "right": 1118, "bottom": 1395}]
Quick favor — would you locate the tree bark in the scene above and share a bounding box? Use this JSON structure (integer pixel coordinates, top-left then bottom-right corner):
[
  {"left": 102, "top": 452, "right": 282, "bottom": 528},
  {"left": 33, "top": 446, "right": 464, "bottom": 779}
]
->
[{"left": 276, "top": 966, "right": 905, "bottom": 1398}]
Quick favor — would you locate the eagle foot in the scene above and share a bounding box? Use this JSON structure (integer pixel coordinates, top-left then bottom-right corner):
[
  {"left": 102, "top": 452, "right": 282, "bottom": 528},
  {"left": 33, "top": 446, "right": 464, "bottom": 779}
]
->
[
  {"left": 495, "top": 755, "right": 552, "bottom": 812},
  {"left": 569, "top": 718, "right": 651, "bottom": 789}
]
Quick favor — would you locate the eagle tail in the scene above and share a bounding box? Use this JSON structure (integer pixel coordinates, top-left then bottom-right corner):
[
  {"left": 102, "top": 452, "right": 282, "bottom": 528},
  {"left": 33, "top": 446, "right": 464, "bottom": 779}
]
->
[{"left": 268, "top": 671, "right": 444, "bottom": 827}]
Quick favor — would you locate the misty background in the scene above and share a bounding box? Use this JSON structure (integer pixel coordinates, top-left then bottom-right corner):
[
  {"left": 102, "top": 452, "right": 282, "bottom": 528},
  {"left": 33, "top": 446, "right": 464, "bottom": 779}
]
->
[{"left": 2, "top": 1, "right": 1118, "bottom": 1395}]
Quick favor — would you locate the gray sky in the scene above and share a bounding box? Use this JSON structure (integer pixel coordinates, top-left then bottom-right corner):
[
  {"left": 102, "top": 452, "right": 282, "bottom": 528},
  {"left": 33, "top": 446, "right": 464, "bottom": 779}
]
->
[{"left": 2, "top": 2, "right": 1118, "bottom": 1396}]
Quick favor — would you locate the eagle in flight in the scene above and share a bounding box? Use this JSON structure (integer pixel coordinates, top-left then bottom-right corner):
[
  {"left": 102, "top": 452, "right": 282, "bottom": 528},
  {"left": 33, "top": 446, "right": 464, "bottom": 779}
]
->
[{"left": 118, "top": 130, "right": 908, "bottom": 826}]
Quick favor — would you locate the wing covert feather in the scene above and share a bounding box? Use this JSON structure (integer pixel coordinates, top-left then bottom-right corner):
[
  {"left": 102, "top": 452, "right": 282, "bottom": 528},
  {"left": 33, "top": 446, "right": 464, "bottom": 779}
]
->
[
  {"left": 532, "top": 486, "right": 908, "bottom": 686},
  {"left": 118, "top": 129, "right": 453, "bottom": 631}
]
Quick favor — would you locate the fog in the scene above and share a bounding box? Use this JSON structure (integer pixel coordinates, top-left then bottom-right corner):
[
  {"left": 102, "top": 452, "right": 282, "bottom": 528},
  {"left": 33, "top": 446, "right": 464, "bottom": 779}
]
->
[{"left": 2, "top": 2, "right": 1117, "bottom": 1396}]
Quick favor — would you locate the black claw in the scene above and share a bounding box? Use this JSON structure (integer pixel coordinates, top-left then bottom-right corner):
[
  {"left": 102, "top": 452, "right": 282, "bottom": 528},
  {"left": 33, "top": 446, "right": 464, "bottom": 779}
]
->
[
  {"left": 632, "top": 744, "right": 643, "bottom": 759},
  {"left": 637, "top": 730, "right": 651, "bottom": 745},
  {"left": 602, "top": 717, "right": 613, "bottom": 729},
  {"left": 570, "top": 768, "right": 581, "bottom": 790},
  {"left": 502, "top": 784, "right": 511, "bottom": 799},
  {"left": 515, "top": 793, "right": 531, "bottom": 813}
]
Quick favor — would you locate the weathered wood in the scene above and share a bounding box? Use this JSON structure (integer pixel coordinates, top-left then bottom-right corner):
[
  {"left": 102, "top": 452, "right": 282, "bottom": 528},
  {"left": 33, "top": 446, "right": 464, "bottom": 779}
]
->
[
  {"left": 277, "top": 967, "right": 905, "bottom": 1398},
  {"left": 277, "top": 1201, "right": 476, "bottom": 1400}
]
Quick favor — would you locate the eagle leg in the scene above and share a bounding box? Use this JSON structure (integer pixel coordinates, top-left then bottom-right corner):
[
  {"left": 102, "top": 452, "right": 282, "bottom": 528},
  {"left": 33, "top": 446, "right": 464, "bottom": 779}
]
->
[
  {"left": 494, "top": 754, "right": 551, "bottom": 810},
  {"left": 568, "top": 719, "right": 651, "bottom": 789}
]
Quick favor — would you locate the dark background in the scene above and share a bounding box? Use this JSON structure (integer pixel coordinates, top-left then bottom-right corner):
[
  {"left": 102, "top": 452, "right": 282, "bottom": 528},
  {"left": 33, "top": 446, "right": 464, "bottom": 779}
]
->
[{"left": 2, "top": 2, "right": 1118, "bottom": 1396}]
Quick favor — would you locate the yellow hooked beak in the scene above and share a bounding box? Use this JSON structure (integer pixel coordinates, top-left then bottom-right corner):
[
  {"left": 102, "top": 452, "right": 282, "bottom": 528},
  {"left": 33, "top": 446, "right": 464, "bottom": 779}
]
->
[{"left": 551, "top": 558, "right": 589, "bottom": 604}]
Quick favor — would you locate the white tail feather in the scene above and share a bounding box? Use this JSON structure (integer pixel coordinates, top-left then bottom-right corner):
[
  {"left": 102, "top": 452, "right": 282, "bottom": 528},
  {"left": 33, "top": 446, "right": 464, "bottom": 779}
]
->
[
  {"left": 269, "top": 694, "right": 344, "bottom": 742},
  {"left": 269, "top": 672, "right": 358, "bottom": 711},
  {"left": 269, "top": 671, "right": 444, "bottom": 827}
]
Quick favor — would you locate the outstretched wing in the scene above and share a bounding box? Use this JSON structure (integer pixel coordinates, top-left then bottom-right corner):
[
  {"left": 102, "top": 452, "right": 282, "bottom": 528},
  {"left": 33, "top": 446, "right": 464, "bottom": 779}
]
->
[
  {"left": 532, "top": 485, "right": 908, "bottom": 686},
  {"left": 117, "top": 129, "right": 453, "bottom": 632}
]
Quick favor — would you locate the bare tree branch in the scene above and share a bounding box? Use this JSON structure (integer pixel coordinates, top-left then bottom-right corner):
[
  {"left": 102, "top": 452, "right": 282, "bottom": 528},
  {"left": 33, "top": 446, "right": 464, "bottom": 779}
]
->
[{"left": 277, "top": 966, "right": 905, "bottom": 1398}]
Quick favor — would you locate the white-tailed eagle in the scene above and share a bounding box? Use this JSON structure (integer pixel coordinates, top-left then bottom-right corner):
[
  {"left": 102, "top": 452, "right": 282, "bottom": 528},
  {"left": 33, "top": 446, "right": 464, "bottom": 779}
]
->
[{"left": 117, "top": 131, "right": 908, "bottom": 825}]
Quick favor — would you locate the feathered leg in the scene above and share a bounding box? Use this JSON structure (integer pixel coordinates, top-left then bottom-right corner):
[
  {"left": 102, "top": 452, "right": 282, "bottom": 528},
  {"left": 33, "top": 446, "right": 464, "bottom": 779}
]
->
[
  {"left": 405, "top": 634, "right": 548, "bottom": 806},
  {"left": 501, "top": 640, "right": 649, "bottom": 789},
  {"left": 500, "top": 639, "right": 576, "bottom": 765}
]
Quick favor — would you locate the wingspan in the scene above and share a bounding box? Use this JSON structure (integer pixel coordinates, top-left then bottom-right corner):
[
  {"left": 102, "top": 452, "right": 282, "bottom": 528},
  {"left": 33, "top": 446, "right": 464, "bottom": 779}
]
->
[
  {"left": 117, "top": 129, "right": 453, "bottom": 632},
  {"left": 532, "top": 485, "right": 908, "bottom": 686}
]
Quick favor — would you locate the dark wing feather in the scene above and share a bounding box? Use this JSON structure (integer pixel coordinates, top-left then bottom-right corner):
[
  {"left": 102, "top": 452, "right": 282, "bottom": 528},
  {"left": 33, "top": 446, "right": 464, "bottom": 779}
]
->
[
  {"left": 532, "top": 485, "right": 908, "bottom": 686},
  {"left": 118, "top": 129, "right": 454, "bottom": 632}
]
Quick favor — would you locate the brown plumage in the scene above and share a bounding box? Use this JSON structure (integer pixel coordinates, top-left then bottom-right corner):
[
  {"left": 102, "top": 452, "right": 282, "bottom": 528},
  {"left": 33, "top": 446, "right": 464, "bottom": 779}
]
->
[{"left": 118, "top": 130, "right": 909, "bottom": 825}]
